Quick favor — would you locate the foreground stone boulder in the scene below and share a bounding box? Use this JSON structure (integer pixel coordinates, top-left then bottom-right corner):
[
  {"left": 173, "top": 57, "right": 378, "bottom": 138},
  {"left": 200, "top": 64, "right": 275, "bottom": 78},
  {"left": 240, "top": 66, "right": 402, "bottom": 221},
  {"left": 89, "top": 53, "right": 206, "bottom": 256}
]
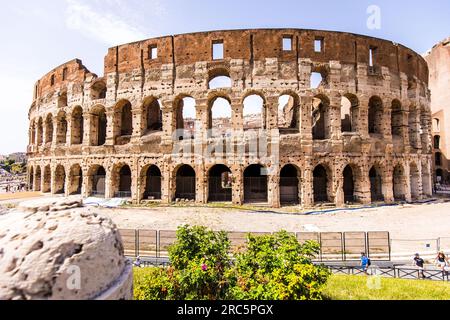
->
[{"left": 0, "top": 201, "right": 132, "bottom": 300}]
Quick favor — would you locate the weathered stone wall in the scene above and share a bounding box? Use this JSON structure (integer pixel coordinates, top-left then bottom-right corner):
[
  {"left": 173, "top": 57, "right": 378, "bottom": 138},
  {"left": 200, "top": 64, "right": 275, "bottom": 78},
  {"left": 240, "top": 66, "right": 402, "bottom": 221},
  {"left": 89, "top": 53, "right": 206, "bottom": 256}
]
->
[
  {"left": 27, "top": 29, "right": 433, "bottom": 208},
  {"left": 425, "top": 37, "right": 450, "bottom": 184}
]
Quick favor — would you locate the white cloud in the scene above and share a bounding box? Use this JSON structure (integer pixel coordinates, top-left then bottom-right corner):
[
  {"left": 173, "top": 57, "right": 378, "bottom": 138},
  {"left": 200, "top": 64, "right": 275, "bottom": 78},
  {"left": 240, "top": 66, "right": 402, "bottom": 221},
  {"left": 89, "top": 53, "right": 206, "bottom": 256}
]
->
[{"left": 65, "top": 0, "right": 147, "bottom": 46}]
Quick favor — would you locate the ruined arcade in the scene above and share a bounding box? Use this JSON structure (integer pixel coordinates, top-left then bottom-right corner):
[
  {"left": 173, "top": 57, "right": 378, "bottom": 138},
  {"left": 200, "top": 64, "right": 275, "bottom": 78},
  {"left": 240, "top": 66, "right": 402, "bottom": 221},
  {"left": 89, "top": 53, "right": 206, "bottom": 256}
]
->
[{"left": 26, "top": 28, "right": 433, "bottom": 208}]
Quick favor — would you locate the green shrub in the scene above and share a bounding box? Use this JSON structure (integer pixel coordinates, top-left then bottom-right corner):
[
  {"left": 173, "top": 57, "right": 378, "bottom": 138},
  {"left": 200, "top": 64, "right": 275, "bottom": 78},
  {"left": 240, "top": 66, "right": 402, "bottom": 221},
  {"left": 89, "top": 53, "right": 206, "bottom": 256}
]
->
[{"left": 133, "top": 226, "right": 331, "bottom": 300}]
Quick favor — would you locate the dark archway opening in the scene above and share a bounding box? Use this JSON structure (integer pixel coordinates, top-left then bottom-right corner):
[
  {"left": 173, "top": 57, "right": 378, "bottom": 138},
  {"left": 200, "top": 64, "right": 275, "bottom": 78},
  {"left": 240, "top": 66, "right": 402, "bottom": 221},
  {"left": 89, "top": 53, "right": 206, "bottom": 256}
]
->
[
  {"left": 208, "top": 165, "right": 232, "bottom": 202},
  {"left": 343, "top": 166, "right": 355, "bottom": 203},
  {"left": 92, "top": 167, "right": 106, "bottom": 197},
  {"left": 117, "top": 165, "right": 132, "bottom": 198},
  {"left": 175, "top": 165, "right": 196, "bottom": 200},
  {"left": 280, "top": 165, "right": 300, "bottom": 205},
  {"left": 313, "top": 165, "right": 328, "bottom": 203},
  {"left": 244, "top": 164, "right": 268, "bottom": 203},
  {"left": 144, "top": 166, "right": 162, "bottom": 200},
  {"left": 370, "top": 167, "right": 383, "bottom": 202}
]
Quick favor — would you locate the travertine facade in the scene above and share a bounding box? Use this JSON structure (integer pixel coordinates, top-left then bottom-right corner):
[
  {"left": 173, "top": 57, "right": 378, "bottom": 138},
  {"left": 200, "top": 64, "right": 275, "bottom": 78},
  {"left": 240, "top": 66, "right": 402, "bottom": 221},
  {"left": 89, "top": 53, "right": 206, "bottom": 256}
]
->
[
  {"left": 27, "top": 29, "right": 433, "bottom": 208},
  {"left": 425, "top": 37, "right": 450, "bottom": 185}
]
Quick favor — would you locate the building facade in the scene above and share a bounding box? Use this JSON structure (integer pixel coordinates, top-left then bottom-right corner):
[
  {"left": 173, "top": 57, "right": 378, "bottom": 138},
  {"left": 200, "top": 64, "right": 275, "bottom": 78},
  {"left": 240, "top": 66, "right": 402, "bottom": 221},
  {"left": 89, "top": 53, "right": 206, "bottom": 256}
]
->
[
  {"left": 425, "top": 37, "right": 450, "bottom": 186},
  {"left": 27, "top": 29, "right": 433, "bottom": 207}
]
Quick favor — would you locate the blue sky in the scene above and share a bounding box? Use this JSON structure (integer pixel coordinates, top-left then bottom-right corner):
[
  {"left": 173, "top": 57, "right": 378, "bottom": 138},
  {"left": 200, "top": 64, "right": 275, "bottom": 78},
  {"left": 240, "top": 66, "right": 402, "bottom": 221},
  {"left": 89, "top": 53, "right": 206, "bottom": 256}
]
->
[{"left": 0, "top": 0, "right": 449, "bottom": 155}]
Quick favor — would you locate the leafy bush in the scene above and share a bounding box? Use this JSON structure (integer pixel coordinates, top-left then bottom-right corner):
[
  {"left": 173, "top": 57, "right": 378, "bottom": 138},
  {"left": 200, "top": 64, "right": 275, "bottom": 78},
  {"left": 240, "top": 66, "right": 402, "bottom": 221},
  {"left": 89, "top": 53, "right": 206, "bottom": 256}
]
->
[{"left": 133, "top": 226, "right": 331, "bottom": 300}]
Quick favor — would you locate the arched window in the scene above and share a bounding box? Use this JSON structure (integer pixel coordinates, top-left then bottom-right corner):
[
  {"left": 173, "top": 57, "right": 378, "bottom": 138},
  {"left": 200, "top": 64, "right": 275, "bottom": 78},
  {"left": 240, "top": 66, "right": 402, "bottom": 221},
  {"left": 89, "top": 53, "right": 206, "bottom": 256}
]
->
[
  {"left": 243, "top": 94, "right": 265, "bottom": 130},
  {"left": 433, "top": 118, "right": 440, "bottom": 132},
  {"left": 209, "top": 96, "right": 232, "bottom": 137},
  {"left": 45, "top": 114, "right": 53, "bottom": 144},
  {"left": 434, "top": 136, "right": 441, "bottom": 149},
  {"left": 142, "top": 98, "right": 162, "bottom": 135},
  {"left": 341, "top": 94, "right": 359, "bottom": 133},
  {"left": 91, "top": 106, "right": 107, "bottom": 146},
  {"left": 391, "top": 100, "right": 403, "bottom": 137},
  {"left": 435, "top": 152, "right": 442, "bottom": 166},
  {"left": 91, "top": 81, "right": 107, "bottom": 100},
  {"left": 409, "top": 105, "right": 420, "bottom": 149},
  {"left": 58, "top": 92, "right": 68, "bottom": 108},
  {"left": 71, "top": 106, "right": 84, "bottom": 145},
  {"left": 175, "top": 96, "right": 196, "bottom": 140},
  {"left": 56, "top": 112, "right": 67, "bottom": 145},
  {"left": 113, "top": 100, "right": 133, "bottom": 145},
  {"left": 278, "top": 94, "right": 299, "bottom": 132},
  {"left": 312, "top": 95, "right": 330, "bottom": 140},
  {"left": 368, "top": 96, "right": 383, "bottom": 134}
]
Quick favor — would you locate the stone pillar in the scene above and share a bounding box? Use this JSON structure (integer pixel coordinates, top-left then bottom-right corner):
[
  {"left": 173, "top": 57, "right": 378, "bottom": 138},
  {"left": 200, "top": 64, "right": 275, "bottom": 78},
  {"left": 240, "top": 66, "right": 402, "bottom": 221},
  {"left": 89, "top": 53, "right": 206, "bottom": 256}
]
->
[
  {"left": 131, "top": 109, "right": 143, "bottom": 144},
  {"left": 105, "top": 166, "right": 114, "bottom": 199},
  {"left": 358, "top": 96, "right": 370, "bottom": 139},
  {"left": 161, "top": 158, "right": 171, "bottom": 204},
  {"left": 382, "top": 98, "right": 392, "bottom": 141},
  {"left": 404, "top": 163, "right": 412, "bottom": 203},
  {"left": 382, "top": 167, "right": 394, "bottom": 203},
  {"left": 300, "top": 95, "right": 313, "bottom": 141},
  {"left": 232, "top": 166, "right": 243, "bottom": 205},
  {"left": 358, "top": 165, "right": 372, "bottom": 205},
  {"left": 51, "top": 116, "right": 58, "bottom": 149},
  {"left": 268, "top": 172, "right": 280, "bottom": 208},
  {"left": 66, "top": 117, "right": 72, "bottom": 147},
  {"left": 334, "top": 165, "right": 345, "bottom": 207},
  {"left": 302, "top": 161, "right": 314, "bottom": 208},
  {"left": 50, "top": 166, "right": 56, "bottom": 195},
  {"left": 83, "top": 112, "right": 92, "bottom": 147},
  {"left": 196, "top": 164, "right": 207, "bottom": 204},
  {"left": 265, "top": 96, "right": 278, "bottom": 130},
  {"left": 105, "top": 110, "right": 115, "bottom": 146},
  {"left": 64, "top": 168, "right": 70, "bottom": 197},
  {"left": 131, "top": 163, "right": 139, "bottom": 204},
  {"left": 82, "top": 170, "right": 90, "bottom": 198},
  {"left": 161, "top": 100, "right": 175, "bottom": 146},
  {"left": 329, "top": 94, "right": 342, "bottom": 141}
]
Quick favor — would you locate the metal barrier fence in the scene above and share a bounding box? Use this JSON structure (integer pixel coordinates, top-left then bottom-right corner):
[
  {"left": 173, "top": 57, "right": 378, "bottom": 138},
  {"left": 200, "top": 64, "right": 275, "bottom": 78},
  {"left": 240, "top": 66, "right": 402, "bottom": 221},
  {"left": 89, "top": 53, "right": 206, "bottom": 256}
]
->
[
  {"left": 390, "top": 237, "right": 450, "bottom": 257},
  {"left": 328, "top": 265, "right": 450, "bottom": 282},
  {"left": 119, "top": 229, "right": 391, "bottom": 262}
]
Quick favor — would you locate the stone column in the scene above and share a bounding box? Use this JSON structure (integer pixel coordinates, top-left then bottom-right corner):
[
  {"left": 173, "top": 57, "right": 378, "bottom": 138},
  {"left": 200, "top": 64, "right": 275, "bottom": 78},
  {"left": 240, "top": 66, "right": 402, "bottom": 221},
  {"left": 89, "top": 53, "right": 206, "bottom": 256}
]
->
[
  {"left": 329, "top": 94, "right": 342, "bottom": 141},
  {"left": 161, "top": 158, "right": 172, "bottom": 204},
  {"left": 105, "top": 166, "right": 114, "bottom": 199},
  {"left": 105, "top": 110, "right": 116, "bottom": 146},
  {"left": 302, "top": 160, "right": 314, "bottom": 208},
  {"left": 50, "top": 166, "right": 56, "bottom": 195},
  {"left": 82, "top": 170, "right": 90, "bottom": 198},
  {"left": 64, "top": 168, "right": 70, "bottom": 197},
  {"left": 196, "top": 163, "right": 207, "bottom": 204},
  {"left": 334, "top": 165, "right": 345, "bottom": 207},
  {"left": 358, "top": 96, "right": 370, "bottom": 139},
  {"left": 404, "top": 163, "right": 412, "bottom": 203},
  {"left": 161, "top": 100, "right": 175, "bottom": 146},
  {"left": 268, "top": 172, "right": 280, "bottom": 208},
  {"left": 51, "top": 116, "right": 58, "bottom": 149},
  {"left": 265, "top": 96, "right": 278, "bottom": 131},
  {"left": 358, "top": 165, "right": 372, "bottom": 205},
  {"left": 83, "top": 112, "right": 92, "bottom": 147},
  {"left": 131, "top": 109, "right": 143, "bottom": 144},
  {"left": 131, "top": 162, "right": 139, "bottom": 204},
  {"left": 66, "top": 117, "right": 72, "bottom": 147},
  {"left": 232, "top": 166, "right": 243, "bottom": 206},
  {"left": 382, "top": 167, "right": 394, "bottom": 203},
  {"left": 300, "top": 95, "right": 313, "bottom": 141},
  {"left": 382, "top": 98, "right": 392, "bottom": 141}
]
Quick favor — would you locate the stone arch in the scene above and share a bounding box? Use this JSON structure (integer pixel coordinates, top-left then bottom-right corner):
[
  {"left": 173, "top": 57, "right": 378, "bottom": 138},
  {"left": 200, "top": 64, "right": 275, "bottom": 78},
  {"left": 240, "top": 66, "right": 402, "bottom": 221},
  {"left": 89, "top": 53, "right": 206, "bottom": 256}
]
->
[
  {"left": 45, "top": 114, "right": 53, "bottom": 144},
  {"left": 408, "top": 104, "right": 420, "bottom": 149},
  {"left": 410, "top": 162, "right": 421, "bottom": 200},
  {"left": 58, "top": 91, "right": 68, "bottom": 108},
  {"left": 113, "top": 100, "right": 133, "bottom": 145},
  {"left": 43, "top": 165, "right": 51, "bottom": 193},
  {"left": 278, "top": 92, "right": 300, "bottom": 132},
  {"left": 175, "top": 164, "right": 196, "bottom": 201},
  {"left": 393, "top": 163, "right": 407, "bottom": 201},
  {"left": 71, "top": 106, "right": 84, "bottom": 145},
  {"left": 68, "top": 164, "right": 82, "bottom": 195},
  {"left": 90, "top": 80, "right": 107, "bottom": 100},
  {"left": 208, "top": 68, "right": 232, "bottom": 89},
  {"left": 243, "top": 93, "right": 265, "bottom": 130},
  {"left": 208, "top": 94, "right": 232, "bottom": 136},
  {"left": 208, "top": 164, "right": 232, "bottom": 202},
  {"left": 174, "top": 95, "right": 196, "bottom": 140},
  {"left": 112, "top": 163, "right": 132, "bottom": 198},
  {"left": 312, "top": 94, "right": 331, "bottom": 140},
  {"left": 35, "top": 166, "right": 42, "bottom": 192},
  {"left": 341, "top": 94, "right": 359, "bottom": 133},
  {"left": 54, "top": 165, "right": 66, "bottom": 194},
  {"left": 37, "top": 117, "right": 44, "bottom": 146},
  {"left": 280, "top": 164, "right": 301, "bottom": 205},
  {"left": 313, "top": 164, "right": 332, "bottom": 203},
  {"left": 244, "top": 164, "right": 268, "bottom": 203},
  {"left": 141, "top": 165, "right": 162, "bottom": 200},
  {"left": 369, "top": 164, "right": 384, "bottom": 202},
  {"left": 391, "top": 99, "right": 404, "bottom": 138},
  {"left": 90, "top": 105, "right": 107, "bottom": 146},
  {"left": 88, "top": 165, "right": 106, "bottom": 197},
  {"left": 56, "top": 111, "right": 68, "bottom": 145},
  {"left": 368, "top": 96, "right": 383, "bottom": 134},
  {"left": 142, "top": 97, "right": 162, "bottom": 135}
]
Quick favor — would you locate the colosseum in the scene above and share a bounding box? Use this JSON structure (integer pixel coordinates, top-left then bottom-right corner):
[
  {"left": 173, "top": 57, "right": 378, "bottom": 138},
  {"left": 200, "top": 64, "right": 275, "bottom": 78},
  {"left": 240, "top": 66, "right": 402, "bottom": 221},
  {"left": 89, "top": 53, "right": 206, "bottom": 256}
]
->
[{"left": 26, "top": 28, "right": 433, "bottom": 208}]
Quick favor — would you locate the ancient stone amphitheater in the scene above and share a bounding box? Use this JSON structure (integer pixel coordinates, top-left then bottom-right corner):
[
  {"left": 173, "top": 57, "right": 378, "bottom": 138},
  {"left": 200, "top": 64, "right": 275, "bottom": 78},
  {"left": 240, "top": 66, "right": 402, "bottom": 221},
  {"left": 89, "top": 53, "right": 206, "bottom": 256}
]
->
[{"left": 26, "top": 28, "right": 433, "bottom": 208}]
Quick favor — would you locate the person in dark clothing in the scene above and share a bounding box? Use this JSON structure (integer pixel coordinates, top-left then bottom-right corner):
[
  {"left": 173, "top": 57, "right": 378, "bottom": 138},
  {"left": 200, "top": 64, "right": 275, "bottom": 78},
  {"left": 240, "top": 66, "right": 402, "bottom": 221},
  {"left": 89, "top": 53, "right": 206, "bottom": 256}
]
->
[{"left": 413, "top": 253, "right": 425, "bottom": 279}]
